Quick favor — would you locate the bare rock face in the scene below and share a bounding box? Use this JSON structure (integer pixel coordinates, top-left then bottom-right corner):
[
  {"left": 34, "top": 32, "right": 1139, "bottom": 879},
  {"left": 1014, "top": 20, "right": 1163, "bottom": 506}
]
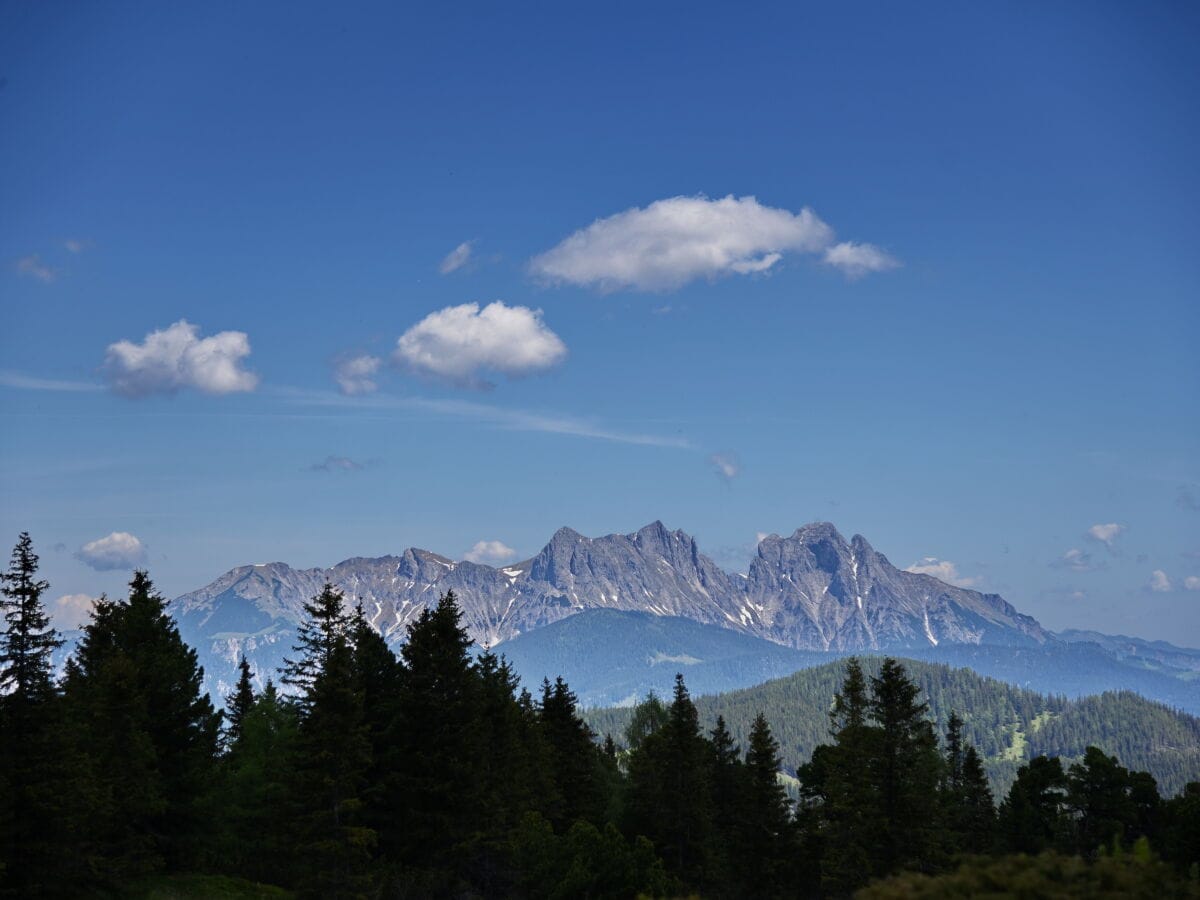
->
[{"left": 169, "top": 520, "right": 1049, "bottom": 696}]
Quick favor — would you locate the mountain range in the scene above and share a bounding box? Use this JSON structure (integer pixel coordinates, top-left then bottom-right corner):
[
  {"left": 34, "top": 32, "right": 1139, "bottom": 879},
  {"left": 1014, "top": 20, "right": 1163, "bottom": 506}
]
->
[{"left": 162, "top": 520, "right": 1198, "bottom": 716}]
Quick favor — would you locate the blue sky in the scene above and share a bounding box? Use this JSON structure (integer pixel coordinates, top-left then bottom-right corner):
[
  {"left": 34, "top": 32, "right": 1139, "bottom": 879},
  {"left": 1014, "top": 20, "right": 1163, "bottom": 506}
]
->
[{"left": 2, "top": 2, "right": 1198, "bottom": 642}]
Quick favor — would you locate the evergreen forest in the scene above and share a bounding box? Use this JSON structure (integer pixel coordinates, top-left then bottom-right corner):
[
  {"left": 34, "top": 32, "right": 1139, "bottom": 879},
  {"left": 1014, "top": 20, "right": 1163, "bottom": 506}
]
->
[{"left": 2, "top": 533, "right": 1198, "bottom": 898}]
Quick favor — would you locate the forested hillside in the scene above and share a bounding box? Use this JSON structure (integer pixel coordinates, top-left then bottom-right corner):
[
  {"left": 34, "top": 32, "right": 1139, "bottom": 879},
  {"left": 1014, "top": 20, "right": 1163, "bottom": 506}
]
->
[
  {"left": 3, "top": 535, "right": 1198, "bottom": 898},
  {"left": 586, "top": 657, "right": 1200, "bottom": 796}
]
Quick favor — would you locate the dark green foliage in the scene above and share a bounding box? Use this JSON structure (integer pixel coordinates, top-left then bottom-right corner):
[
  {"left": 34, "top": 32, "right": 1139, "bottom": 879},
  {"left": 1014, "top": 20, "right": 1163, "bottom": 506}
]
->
[
  {"left": 5, "top": 549, "right": 1197, "bottom": 896},
  {"left": 858, "top": 843, "right": 1200, "bottom": 899},
  {"left": 65, "top": 572, "right": 221, "bottom": 880},
  {"left": 586, "top": 655, "right": 1200, "bottom": 796},
  {"left": 216, "top": 681, "right": 299, "bottom": 885},
  {"left": 511, "top": 812, "right": 672, "bottom": 899},
  {"left": 624, "top": 673, "right": 717, "bottom": 889},
  {"left": 283, "top": 584, "right": 376, "bottom": 898},
  {"left": 225, "top": 656, "right": 256, "bottom": 748},
  {"left": 0, "top": 533, "right": 69, "bottom": 895},
  {"left": 997, "top": 754, "right": 1069, "bottom": 854}
]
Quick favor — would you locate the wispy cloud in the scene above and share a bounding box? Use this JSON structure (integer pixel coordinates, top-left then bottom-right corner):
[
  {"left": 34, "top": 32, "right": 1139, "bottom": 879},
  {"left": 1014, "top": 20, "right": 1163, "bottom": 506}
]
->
[
  {"left": 394, "top": 301, "right": 567, "bottom": 389},
  {"left": 64, "top": 238, "right": 90, "bottom": 254},
  {"left": 710, "top": 452, "right": 740, "bottom": 482},
  {"left": 1184, "top": 576, "right": 1200, "bottom": 591},
  {"left": 308, "top": 455, "right": 370, "bottom": 473},
  {"left": 439, "top": 240, "right": 474, "bottom": 274},
  {"left": 822, "top": 241, "right": 901, "bottom": 279},
  {"left": 271, "top": 386, "right": 692, "bottom": 449},
  {"left": 15, "top": 254, "right": 56, "bottom": 283},
  {"left": 75, "top": 531, "right": 148, "bottom": 571},
  {"left": 464, "top": 540, "right": 517, "bottom": 564},
  {"left": 334, "top": 354, "right": 382, "bottom": 396},
  {"left": 104, "top": 320, "right": 259, "bottom": 397},
  {"left": 529, "top": 194, "right": 898, "bottom": 291},
  {"left": 905, "top": 557, "right": 980, "bottom": 588},
  {"left": 1052, "top": 548, "right": 1104, "bottom": 572},
  {"left": 0, "top": 371, "right": 103, "bottom": 392}
]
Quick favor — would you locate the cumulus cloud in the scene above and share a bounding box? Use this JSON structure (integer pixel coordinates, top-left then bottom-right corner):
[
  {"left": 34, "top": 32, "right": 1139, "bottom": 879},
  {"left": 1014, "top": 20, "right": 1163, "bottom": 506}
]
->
[
  {"left": 75, "top": 532, "right": 148, "bottom": 571},
  {"left": 1085, "top": 523, "right": 1126, "bottom": 549},
  {"left": 1184, "top": 576, "right": 1200, "bottom": 591},
  {"left": 54, "top": 593, "right": 98, "bottom": 629},
  {"left": 905, "top": 557, "right": 980, "bottom": 588},
  {"left": 1148, "top": 570, "right": 1173, "bottom": 593},
  {"left": 104, "top": 320, "right": 259, "bottom": 397},
  {"left": 308, "top": 455, "right": 367, "bottom": 473},
  {"left": 1051, "top": 548, "right": 1104, "bottom": 572},
  {"left": 439, "top": 241, "right": 474, "bottom": 274},
  {"left": 334, "top": 354, "right": 382, "bottom": 396},
  {"left": 464, "top": 540, "right": 518, "bottom": 564},
  {"left": 530, "top": 194, "right": 899, "bottom": 291},
  {"left": 16, "top": 254, "right": 55, "bottom": 283},
  {"left": 822, "top": 241, "right": 901, "bottom": 279},
  {"left": 394, "top": 301, "right": 567, "bottom": 388},
  {"left": 710, "top": 452, "right": 740, "bottom": 482}
]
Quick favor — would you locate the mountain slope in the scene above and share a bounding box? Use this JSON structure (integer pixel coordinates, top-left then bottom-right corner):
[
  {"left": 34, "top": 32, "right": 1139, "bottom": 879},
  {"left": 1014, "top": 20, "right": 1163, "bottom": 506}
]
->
[
  {"left": 168, "top": 520, "right": 1053, "bottom": 696},
  {"left": 495, "top": 608, "right": 836, "bottom": 707},
  {"left": 584, "top": 657, "right": 1200, "bottom": 796}
]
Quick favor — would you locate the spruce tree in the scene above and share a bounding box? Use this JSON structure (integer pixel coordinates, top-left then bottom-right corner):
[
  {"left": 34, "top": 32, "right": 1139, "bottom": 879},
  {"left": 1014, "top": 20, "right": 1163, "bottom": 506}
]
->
[
  {"left": 539, "top": 676, "right": 605, "bottom": 829},
  {"left": 390, "top": 591, "right": 481, "bottom": 881},
  {"left": 0, "top": 533, "right": 67, "bottom": 895},
  {"left": 66, "top": 572, "right": 221, "bottom": 878},
  {"left": 997, "top": 755, "right": 1068, "bottom": 853},
  {"left": 283, "top": 584, "right": 376, "bottom": 898},
  {"left": 869, "top": 657, "right": 944, "bottom": 875},
  {"left": 0, "top": 532, "right": 60, "bottom": 701},
  {"left": 741, "top": 713, "right": 792, "bottom": 897},
  {"left": 224, "top": 655, "right": 255, "bottom": 749}
]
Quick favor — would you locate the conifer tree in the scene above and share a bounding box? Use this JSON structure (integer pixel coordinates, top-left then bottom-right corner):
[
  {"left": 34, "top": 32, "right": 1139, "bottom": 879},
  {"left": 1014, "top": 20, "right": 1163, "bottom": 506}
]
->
[
  {"left": 224, "top": 655, "right": 255, "bottom": 749},
  {"left": 540, "top": 676, "right": 605, "bottom": 828},
  {"left": 66, "top": 572, "right": 221, "bottom": 877},
  {"left": 0, "top": 533, "right": 67, "bottom": 894},
  {"left": 0, "top": 532, "right": 60, "bottom": 701},
  {"left": 625, "top": 674, "right": 716, "bottom": 889},
  {"left": 997, "top": 755, "right": 1068, "bottom": 853},
  {"left": 741, "top": 713, "right": 792, "bottom": 897},
  {"left": 390, "top": 591, "right": 481, "bottom": 879},
  {"left": 283, "top": 584, "right": 376, "bottom": 897},
  {"left": 869, "top": 657, "right": 944, "bottom": 874}
]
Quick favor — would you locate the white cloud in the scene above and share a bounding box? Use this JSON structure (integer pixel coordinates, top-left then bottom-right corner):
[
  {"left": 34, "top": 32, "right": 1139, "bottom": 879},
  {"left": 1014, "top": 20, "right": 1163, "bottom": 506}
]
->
[
  {"left": 1051, "top": 548, "right": 1103, "bottom": 572},
  {"left": 530, "top": 194, "right": 871, "bottom": 291},
  {"left": 16, "top": 254, "right": 55, "bottom": 283},
  {"left": 822, "top": 241, "right": 901, "bottom": 279},
  {"left": 1085, "top": 523, "right": 1126, "bottom": 548},
  {"left": 439, "top": 241, "right": 474, "bottom": 274},
  {"left": 905, "top": 557, "right": 980, "bottom": 588},
  {"left": 1184, "top": 576, "right": 1200, "bottom": 591},
  {"left": 104, "top": 320, "right": 259, "bottom": 397},
  {"left": 53, "top": 593, "right": 98, "bottom": 629},
  {"left": 64, "top": 238, "right": 90, "bottom": 254},
  {"left": 75, "top": 532, "right": 148, "bottom": 571},
  {"left": 394, "top": 301, "right": 567, "bottom": 388},
  {"left": 464, "top": 540, "right": 517, "bottom": 564},
  {"left": 334, "top": 354, "right": 382, "bottom": 396},
  {"left": 710, "top": 452, "right": 740, "bottom": 481},
  {"left": 1148, "top": 570, "right": 1173, "bottom": 593}
]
